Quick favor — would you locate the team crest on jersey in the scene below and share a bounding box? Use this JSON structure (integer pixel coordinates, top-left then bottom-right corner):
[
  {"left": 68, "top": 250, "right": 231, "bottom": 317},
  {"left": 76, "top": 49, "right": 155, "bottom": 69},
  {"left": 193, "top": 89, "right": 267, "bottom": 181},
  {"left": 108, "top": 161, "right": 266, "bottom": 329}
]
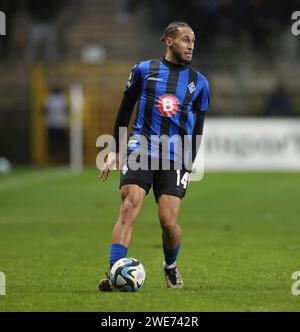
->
[
  {"left": 122, "top": 164, "right": 128, "bottom": 175},
  {"left": 188, "top": 82, "right": 196, "bottom": 94},
  {"left": 157, "top": 94, "right": 179, "bottom": 117}
]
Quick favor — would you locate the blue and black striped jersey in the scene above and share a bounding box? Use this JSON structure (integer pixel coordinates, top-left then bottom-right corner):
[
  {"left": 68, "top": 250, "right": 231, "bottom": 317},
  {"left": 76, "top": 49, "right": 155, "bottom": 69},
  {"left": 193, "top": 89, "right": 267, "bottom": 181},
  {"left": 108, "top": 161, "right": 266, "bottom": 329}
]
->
[{"left": 119, "top": 58, "right": 209, "bottom": 161}]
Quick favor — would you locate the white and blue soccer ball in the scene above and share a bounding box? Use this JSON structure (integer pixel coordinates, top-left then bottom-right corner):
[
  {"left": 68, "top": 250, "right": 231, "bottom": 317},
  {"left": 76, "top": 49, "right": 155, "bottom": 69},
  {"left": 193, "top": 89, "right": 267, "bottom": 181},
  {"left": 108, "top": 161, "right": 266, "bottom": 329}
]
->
[{"left": 110, "top": 257, "right": 146, "bottom": 292}]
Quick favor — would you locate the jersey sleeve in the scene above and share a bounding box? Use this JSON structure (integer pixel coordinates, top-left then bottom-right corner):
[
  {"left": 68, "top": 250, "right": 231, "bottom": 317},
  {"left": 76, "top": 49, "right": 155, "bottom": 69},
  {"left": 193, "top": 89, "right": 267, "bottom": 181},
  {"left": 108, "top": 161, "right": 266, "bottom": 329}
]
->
[
  {"left": 113, "top": 93, "right": 138, "bottom": 153},
  {"left": 124, "top": 63, "right": 142, "bottom": 97},
  {"left": 193, "top": 78, "right": 210, "bottom": 112}
]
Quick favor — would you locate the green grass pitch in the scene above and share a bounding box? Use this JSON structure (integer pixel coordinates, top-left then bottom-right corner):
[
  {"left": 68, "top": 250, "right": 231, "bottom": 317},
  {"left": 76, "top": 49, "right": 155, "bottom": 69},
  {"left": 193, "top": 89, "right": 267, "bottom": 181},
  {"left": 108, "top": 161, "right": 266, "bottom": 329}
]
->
[{"left": 0, "top": 167, "right": 300, "bottom": 312}]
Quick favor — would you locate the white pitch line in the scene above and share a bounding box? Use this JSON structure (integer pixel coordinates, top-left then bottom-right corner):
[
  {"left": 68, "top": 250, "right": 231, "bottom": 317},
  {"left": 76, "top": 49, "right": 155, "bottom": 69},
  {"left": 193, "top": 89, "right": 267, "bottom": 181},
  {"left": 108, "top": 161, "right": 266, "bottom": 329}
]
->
[{"left": 0, "top": 167, "right": 78, "bottom": 191}]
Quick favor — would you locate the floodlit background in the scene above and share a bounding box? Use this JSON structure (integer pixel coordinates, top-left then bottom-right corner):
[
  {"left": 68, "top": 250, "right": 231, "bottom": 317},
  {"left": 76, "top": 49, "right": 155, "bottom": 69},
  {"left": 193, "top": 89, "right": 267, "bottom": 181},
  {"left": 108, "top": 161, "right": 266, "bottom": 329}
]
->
[
  {"left": 0, "top": 0, "right": 300, "bottom": 312},
  {"left": 0, "top": 0, "right": 299, "bottom": 166}
]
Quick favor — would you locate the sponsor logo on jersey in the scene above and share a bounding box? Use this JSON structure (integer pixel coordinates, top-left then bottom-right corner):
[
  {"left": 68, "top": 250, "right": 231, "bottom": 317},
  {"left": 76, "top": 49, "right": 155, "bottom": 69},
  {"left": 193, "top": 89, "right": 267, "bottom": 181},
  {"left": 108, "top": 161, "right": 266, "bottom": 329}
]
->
[
  {"left": 147, "top": 77, "right": 163, "bottom": 82},
  {"left": 157, "top": 94, "right": 179, "bottom": 117}
]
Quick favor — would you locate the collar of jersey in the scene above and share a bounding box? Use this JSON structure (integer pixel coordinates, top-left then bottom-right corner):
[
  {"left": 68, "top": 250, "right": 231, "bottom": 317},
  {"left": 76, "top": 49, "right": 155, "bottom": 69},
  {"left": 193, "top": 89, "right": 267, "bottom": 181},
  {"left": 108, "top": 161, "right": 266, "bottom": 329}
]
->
[{"left": 161, "top": 58, "right": 189, "bottom": 71}]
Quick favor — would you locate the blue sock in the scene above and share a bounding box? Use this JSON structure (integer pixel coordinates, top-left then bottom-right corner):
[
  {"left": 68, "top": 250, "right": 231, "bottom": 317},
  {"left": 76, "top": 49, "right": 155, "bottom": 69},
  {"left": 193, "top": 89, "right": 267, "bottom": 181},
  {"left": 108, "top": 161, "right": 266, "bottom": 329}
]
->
[
  {"left": 109, "top": 243, "right": 128, "bottom": 268},
  {"left": 163, "top": 242, "right": 181, "bottom": 266}
]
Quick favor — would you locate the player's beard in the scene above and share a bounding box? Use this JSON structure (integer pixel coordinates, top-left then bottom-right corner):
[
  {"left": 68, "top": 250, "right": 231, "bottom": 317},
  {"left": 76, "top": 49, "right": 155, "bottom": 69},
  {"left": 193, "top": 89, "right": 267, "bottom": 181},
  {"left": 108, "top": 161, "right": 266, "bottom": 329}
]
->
[{"left": 172, "top": 48, "right": 192, "bottom": 65}]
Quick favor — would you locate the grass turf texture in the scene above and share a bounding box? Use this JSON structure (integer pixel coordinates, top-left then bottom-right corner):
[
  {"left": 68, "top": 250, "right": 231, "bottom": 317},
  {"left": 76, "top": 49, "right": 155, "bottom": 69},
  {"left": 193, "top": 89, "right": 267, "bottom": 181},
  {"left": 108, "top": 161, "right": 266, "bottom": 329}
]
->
[{"left": 0, "top": 167, "right": 300, "bottom": 312}]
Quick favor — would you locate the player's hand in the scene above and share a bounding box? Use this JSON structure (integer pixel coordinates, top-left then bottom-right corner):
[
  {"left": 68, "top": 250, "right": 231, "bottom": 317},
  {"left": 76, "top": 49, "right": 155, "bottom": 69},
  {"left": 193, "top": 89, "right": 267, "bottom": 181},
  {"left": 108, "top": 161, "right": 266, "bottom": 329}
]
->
[{"left": 99, "top": 152, "right": 118, "bottom": 181}]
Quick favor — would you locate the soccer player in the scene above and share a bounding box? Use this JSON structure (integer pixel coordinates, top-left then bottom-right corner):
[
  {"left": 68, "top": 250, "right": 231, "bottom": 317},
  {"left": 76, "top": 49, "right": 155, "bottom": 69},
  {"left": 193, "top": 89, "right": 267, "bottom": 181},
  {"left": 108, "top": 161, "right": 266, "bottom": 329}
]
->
[{"left": 99, "top": 21, "right": 209, "bottom": 291}]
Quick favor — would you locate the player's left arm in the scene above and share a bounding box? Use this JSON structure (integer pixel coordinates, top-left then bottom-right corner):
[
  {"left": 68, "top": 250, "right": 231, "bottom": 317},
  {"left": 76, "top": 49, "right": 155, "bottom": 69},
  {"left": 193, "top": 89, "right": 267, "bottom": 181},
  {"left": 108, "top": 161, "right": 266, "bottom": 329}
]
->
[
  {"left": 113, "top": 63, "right": 142, "bottom": 154},
  {"left": 100, "top": 64, "right": 142, "bottom": 181},
  {"left": 191, "top": 78, "right": 210, "bottom": 164}
]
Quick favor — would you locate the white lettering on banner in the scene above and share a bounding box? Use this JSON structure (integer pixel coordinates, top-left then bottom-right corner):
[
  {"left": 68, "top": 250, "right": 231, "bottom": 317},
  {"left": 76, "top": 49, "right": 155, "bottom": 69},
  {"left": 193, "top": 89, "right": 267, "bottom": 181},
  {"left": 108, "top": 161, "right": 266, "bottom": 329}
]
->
[
  {"left": 204, "top": 118, "right": 300, "bottom": 170},
  {"left": 291, "top": 11, "right": 300, "bottom": 36},
  {"left": 0, "top": 11, "right": 6, "bottom": 35},
  {"left": 292, "top": 271, "right": 300, "bottom": 296},
  {"left": 0, "top": 271, "right": 5, "bottom": 295}
]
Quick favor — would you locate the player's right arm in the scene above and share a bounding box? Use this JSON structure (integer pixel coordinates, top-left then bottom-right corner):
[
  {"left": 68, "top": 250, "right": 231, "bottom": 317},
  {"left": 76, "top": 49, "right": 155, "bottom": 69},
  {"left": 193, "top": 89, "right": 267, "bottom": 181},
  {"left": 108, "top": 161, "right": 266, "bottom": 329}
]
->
[
  {"left": 191, "top": 78, "right": 210, "bottom": 165},
  {"left": 100, "top": 63, "right": 142, "bottom": 181}
]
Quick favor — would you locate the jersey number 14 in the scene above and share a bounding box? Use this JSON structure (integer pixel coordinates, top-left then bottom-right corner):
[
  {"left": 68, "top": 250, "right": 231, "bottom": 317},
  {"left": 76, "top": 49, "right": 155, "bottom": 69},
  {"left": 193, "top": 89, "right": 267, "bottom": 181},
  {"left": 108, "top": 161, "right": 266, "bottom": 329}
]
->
[{"left": 176, "top": 171, "right": 189, "bottom": 189}]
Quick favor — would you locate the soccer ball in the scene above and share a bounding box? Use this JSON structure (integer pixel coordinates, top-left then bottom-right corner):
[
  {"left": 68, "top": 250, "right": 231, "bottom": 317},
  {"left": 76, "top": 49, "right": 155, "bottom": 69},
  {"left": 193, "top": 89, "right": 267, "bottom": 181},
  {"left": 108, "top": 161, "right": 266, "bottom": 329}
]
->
[{"left": 110, "top": 257, "right": 146, "bottom": 292}]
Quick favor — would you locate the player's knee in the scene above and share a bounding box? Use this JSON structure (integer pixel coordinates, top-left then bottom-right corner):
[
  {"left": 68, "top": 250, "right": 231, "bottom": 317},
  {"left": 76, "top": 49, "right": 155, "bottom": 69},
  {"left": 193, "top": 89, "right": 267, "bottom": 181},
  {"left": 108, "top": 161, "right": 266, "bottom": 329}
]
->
[
  {"left": 161, "top": 221, "right": 177, "bottom": 239},
  {"left": 121, "top": 199, "right": 133, "bottom": 213},
  {"left": 159, "top": 208, "right": 179, "bottom": 238},
  {"left": 159, "top": 209, "right": 177, "bottom": 226},
  {"left": 120, "top": 187, "right": 141, "bottom": 208},
  {"left": 119, "top": 198, "right": 138, "bottom": 225},
  {"left": 121, "top": 199, "right": 134, "bottom": 213}
]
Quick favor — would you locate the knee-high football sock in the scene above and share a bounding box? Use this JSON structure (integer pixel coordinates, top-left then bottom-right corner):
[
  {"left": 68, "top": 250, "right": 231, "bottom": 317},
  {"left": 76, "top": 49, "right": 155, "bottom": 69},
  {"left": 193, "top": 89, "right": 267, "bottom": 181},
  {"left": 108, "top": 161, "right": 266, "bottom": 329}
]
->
[
  {"left": 109, "top": 243, "right": 128, "bottom": 269},
  {"left": 163, "top": 242, "right": 181, "bottom": 268}
]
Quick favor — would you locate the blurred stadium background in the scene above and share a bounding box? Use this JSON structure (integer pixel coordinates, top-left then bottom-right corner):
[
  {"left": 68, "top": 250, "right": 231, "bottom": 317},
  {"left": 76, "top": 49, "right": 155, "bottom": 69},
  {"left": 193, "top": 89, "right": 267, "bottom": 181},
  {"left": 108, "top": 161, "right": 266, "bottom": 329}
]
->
[
  {"left": 0, "top": 0, "right": 299, "bottom": 166},
  {"left": 1, "top": 0, "right": 300, "bottom": 311}
]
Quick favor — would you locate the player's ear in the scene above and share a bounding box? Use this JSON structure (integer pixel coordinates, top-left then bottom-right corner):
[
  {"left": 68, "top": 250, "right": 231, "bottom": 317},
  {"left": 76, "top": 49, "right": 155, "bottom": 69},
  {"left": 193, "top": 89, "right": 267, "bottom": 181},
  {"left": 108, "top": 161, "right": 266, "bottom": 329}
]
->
[{"left": 165, "top": 37, "right": 173, "bottom": 47}]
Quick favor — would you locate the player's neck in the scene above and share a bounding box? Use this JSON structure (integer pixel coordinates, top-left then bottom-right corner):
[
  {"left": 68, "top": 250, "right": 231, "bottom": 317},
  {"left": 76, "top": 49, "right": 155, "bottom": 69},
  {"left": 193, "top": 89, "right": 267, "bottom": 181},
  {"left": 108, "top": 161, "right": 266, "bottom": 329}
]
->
[
  {"left": 163, "top": 58, "right": 188, "bottom": 72},
  {"left": 164, "top": 54, "right": 187, "bottom": 67}
]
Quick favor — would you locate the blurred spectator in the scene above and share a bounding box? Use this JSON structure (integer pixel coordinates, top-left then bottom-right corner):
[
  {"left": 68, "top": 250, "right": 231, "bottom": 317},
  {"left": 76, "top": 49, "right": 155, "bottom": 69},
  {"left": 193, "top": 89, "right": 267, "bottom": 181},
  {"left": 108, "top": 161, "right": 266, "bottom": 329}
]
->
[
  {"left": 264, "top": 85, "right": 296, "bottom": 117},
  {"left": 44, "top": 88, "right": 69, "bottom": 164},
  {"left": 25, "top": 0, "right": 65, "bottom": 62}
]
